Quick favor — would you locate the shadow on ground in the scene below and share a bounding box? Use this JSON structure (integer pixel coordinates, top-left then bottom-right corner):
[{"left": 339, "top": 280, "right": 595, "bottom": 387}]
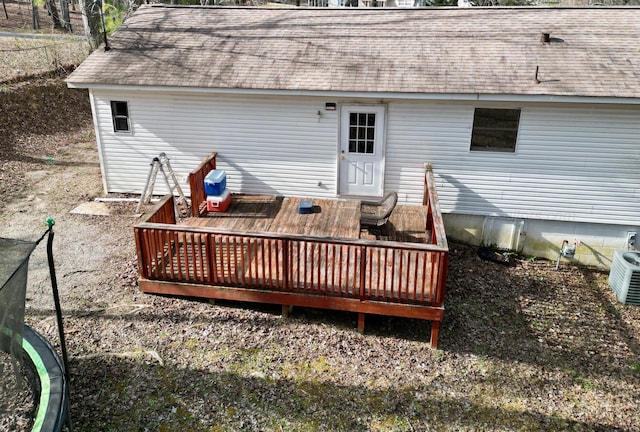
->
[
  {"left": 69, "top": 355, "right": 617, "bottom": 432},
  {"left": 440, "top": 244, "right": 640, "bottom": 380}
]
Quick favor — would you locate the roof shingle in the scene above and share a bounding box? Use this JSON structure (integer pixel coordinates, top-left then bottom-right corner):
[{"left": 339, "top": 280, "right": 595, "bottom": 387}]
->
[{"left": 67, "top": 5, "right": 640, "bottom": 98}]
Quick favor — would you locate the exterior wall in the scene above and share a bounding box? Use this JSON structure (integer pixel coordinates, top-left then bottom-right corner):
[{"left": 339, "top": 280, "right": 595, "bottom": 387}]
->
[
  {"left": 90, "top": 89, "right": 640, "bottom": 266},
  {"left": 444, "top": 213, "right": 639, "bottom": 268},
  {"left": 384, "top": 100, "right": 640, "bottom": 227},
  {"left": 382, "top": 99, "right": 640, "bottom": 267},
  {"left": 91, "top": 90, "right": 340, "bottom": 198}
]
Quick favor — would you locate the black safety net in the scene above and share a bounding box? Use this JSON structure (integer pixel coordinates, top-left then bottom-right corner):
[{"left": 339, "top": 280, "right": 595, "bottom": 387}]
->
[{"left": 0, "top": 237, "right": 36, "bottom": 383}]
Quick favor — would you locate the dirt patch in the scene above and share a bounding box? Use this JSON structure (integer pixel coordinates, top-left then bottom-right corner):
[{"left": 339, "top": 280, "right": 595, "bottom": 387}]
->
[{"left": 1, "top": 75, "right": 640, "bottom": 431}]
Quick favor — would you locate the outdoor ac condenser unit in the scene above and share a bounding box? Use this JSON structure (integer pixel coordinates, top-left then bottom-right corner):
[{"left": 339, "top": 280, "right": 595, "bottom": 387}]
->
[{"left": 608, "top": 250, "right": 640, "bottom": 306}]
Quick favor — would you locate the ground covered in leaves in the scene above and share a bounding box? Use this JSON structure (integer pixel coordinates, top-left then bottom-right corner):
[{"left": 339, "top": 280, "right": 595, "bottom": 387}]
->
[
  {"left": 0, "top": 2, "right": 89, "bottom": 84},
  {"left": 1, "top": 75, "right": 640, "bottom": 430},
  {"left": 0, "top": 1, "right": 85, "bottom": 36},
  {"left": 0, "top": 352, "right": 34, "bottom": 431}
]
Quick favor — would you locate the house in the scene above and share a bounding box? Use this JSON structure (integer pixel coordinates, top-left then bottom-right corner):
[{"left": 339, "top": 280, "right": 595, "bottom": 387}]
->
[{"left": 67, "top": 5, "right": 640, "bottom": 268}]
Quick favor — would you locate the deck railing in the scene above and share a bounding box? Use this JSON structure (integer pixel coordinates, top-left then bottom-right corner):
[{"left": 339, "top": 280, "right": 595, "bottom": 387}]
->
[
  {"left": 424, "top": 163, "right": 448, "bottom": 248},
  {"left": 188, "top": 152, "right": 217, "bottom": 217},
  {"left": 135, "top": 221, "right": 447, "bottom": 303},
  {"left": 134, "top": 162, "right": 449, "bottom": 346}
]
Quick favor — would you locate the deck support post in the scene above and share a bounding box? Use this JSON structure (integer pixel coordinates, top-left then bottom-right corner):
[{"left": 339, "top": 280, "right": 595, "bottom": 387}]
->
[
  {"left": 282, "top": 304, "right": 293, "bottom": 318},
  {"left": 430, "top": 321, "right": 440, "bottom": 349},
  {"left": 357, "top": 313, "right": 365, "bottom": 333}
]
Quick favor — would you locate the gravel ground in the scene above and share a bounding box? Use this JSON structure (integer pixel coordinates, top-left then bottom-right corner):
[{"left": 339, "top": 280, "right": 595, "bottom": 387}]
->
[{"left": 1, "top": 71, "right": 640, "bottom": 431}]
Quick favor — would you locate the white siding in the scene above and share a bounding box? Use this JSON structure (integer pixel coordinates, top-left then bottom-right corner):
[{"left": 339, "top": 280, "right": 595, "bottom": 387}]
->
[
  {"left": 385, "top": 101, "right": 640, "bottom": 226},
  {"left": 91, "top": 90, "right": 640, "bottom": 226},
  {"left": 92, "top": 91, "right": 339, "bottom": 198}
]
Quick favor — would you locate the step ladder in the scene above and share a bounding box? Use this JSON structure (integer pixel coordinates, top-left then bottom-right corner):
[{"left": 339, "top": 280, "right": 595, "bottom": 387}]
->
[{"left": 136, "top": 153, "right": 189, "bottom": 217}]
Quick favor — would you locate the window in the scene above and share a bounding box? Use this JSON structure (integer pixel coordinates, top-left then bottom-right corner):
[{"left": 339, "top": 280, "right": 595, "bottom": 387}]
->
[
  {"left": 110, "top": 101, "right": 130, "bottom": 133},
  {"left": 470, "top": 108, "right": 520, "bottom": 152},
  {"left": 348, "top": 112, "right": 376, "bottom": 154}
]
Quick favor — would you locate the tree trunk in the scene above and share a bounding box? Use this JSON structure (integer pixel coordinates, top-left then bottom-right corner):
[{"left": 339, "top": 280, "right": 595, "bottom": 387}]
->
[
  {"left": 45, "top": 0, "right": 63, "bottom": 29},
  {"left": 59, "top": 0, "right": 72, "bottom": 31},
  {"left": 32, "top": 0, "right": 40, "bottom": 29},
  {"left": 79, "top": 0, "right": 104, "bottom": 50}
]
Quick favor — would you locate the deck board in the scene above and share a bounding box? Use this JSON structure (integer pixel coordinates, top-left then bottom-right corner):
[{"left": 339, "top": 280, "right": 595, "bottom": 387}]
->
[
  {"left": 388, "top": 205, "right": 428, "bottom": 243},
  {"left": 191, "top": 195, "right": 282, "bottom": 232},
  {"left": 184, "top": 194, "right": 427, "bottom": 243},
  {"left": 270, "top": 197, "right": 360, "bottom": 238},
  {"left": 185, "top": 195, "right": 362, "bottom": 239}
]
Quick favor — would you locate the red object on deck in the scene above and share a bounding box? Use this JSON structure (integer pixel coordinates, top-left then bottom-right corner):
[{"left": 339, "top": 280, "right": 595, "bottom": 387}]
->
[{"left": 206, "top": 189, "right": 231, "bottom": 212}]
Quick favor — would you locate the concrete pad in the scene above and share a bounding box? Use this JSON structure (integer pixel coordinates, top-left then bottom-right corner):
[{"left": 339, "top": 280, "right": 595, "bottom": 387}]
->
[{"left": 70, "top": 201, "right": 111, "bottom": 216}]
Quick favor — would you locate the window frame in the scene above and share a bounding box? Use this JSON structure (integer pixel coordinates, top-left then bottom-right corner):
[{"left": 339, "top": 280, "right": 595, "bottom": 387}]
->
[
  {"left": 110, "top": 101, "right": 131, "bottom": 133},
  {"left": 469, "top": 107, "right": 521, "bottom": 153}
]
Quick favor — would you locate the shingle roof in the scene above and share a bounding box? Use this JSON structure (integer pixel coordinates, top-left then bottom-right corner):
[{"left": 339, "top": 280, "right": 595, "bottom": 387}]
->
[{"left": 67, "top": 5, "right": 640, "bottom": 98}]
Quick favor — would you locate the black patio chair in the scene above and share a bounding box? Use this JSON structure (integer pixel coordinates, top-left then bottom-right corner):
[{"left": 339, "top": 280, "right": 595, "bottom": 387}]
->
[{"left": 359, "top": 191, "right": 398, "bottom": 231}]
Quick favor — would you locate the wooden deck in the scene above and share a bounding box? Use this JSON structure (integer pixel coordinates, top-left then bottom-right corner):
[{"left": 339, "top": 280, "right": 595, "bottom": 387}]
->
[
  {"left": 134, "top": 153, "right": 449, "bottom": 347},
  {"left": 184, "top": 194, "right": 427, "bottom": 243},
  {"left": 186, "top": 196, "right": 362, "bottom": 239}
]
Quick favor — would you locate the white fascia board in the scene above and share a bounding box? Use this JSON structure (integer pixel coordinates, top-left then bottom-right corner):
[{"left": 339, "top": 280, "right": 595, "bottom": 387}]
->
[{"left": 65, "top": 83, "right": 640, "bottom": 106}]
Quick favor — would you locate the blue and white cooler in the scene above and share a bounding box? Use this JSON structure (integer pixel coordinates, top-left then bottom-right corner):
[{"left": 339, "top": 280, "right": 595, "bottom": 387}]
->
[{"left": 204, "top": 169, "right": 231, "bottom": 212}]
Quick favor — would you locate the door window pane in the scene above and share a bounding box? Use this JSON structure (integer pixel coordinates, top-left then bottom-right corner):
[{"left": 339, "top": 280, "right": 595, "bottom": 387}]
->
[{"left": 348, "top": 111, "right": 376, "bottom": 155}]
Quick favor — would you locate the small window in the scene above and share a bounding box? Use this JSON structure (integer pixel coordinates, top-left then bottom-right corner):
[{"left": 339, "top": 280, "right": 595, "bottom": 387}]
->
[
  {"left": 470, "top": 108, "right": 520, "bottom": 152},
  {"left": 110, "top": 101, "right": 130, "bottom": 133}
]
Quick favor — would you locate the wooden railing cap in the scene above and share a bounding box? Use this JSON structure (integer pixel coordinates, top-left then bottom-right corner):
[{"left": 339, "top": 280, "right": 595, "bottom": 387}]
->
[{"left": 190, "top": 152, "right": 218, "bottom": 176}]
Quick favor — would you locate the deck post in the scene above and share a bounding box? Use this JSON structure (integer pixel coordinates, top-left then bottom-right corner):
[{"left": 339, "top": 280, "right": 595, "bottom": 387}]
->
[
  {"left": 133, "top": 228, "right": 147, "bottom": 279},
  {"left": 357, "top": 312, "right": 365, "bottom": 333},
  {"left": 422, "top": 163, "right": 432, "bottom": 206},
  {"left": 430, "top": 321, "right": 440, "bottom": 349},
  {"left": 188, "top": 152, "right": 217, "bottom": 217},
  {"left": 282, "top": 304, "right": 293, "bottom": 318},
  {"left": 359, "top": 246, "right": 366, "bottom": 299}
]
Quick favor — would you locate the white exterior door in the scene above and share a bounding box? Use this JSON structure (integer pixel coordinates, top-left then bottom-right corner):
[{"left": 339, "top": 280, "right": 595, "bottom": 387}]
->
[{"left": 338, "top": 105, "right": 386, "bottom": 197}]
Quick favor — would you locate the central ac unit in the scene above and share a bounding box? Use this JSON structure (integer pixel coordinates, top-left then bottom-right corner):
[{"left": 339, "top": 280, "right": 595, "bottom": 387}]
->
[{"left": 608, "top": 250, "right": 640, "bottom": 306}]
